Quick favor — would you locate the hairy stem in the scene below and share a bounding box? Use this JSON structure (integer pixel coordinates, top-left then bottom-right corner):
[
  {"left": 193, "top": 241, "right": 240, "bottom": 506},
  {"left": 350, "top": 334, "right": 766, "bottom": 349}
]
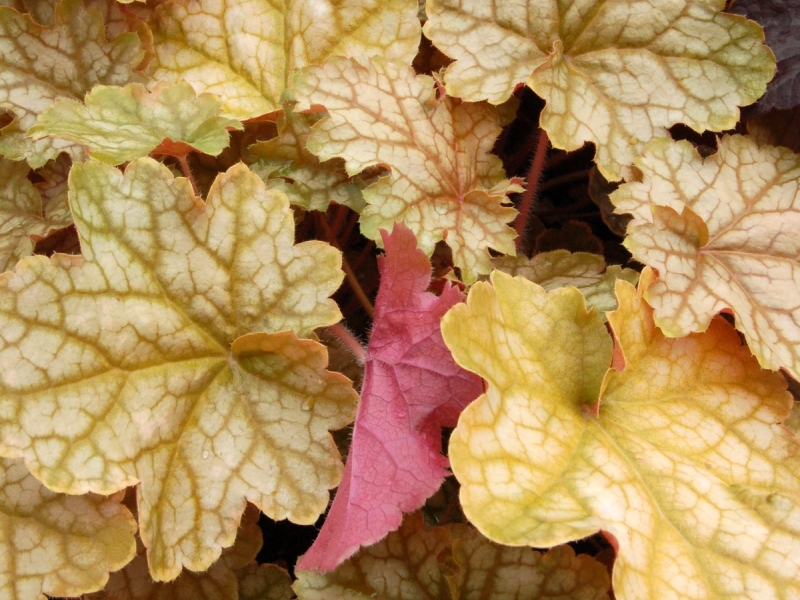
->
[
  {"left": 515, "top": 129, "right": 549, "bottom": 251},
  {"left": 326, "top": 322, "right": 367, "bottom": 365},
  {"left": 177, "top": 154, "right": 200, "bottom": 197}
]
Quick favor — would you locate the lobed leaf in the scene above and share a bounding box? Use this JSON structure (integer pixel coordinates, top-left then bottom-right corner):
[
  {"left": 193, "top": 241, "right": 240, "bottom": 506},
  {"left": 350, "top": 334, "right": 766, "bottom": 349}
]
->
[
  {"left": 249, "top": 106, "right": 366, "bottom": 212},
  {"left": 297, "top": 224, "right": 482, "bottom": 572},
  {"left": 424, "top": 0, "right": 775, "bottom": 181},
  {"left": 296, "top": 511, "right": 610, "bottom": 599},
  {"left": 293, "top": 57, "right": 522, "bottom": 283},
  {"left": 729, "top": 0, "right": 800, "bottom": 113},
  {"left": 236, "top": 563, "right": 294, "bottom": 600},
  {"left": 29, "top": 81, "right": 243, "bottom": 165},
  {"left": 148, "top": 0, "right": 421, "bottom": 120},
  {"left": 0, "top": 0, "right": 144, "bottom": 167},
  {"left": 493, "top": 250, "right": 639, "bottom": 317},
  {"left": 0, "top": 457, "right": 136, "bottom": 600},
  {"left": 0, "top": 159, "right": 357, "bottom": 581},
  {"left": 0, "top": 158, "right": 73, "bottom": 272},
  {"left": 443, "top": 269, "right": 800, "bottom": 599},
  {"left": 85, "top": 502, "right": 263, "bottom": 600},
  {"left": 612, "top": 135, "right": 800, "bottom": 379}
]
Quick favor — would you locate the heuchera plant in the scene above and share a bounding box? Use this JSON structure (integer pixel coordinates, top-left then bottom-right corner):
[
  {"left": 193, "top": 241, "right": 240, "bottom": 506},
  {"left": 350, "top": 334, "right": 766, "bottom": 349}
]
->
[{"left": 0, "top": 0, "right": 797, "bottom": 598}]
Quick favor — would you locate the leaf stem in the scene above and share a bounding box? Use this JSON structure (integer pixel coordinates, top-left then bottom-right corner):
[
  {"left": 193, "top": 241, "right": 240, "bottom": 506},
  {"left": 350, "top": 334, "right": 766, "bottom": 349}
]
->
[
  {"left": 515, "top": 129, "right": 549, "bottom": 252},
  {"left": 177, "top": 154, "right": 200, "bottom": 197},
  {"left": 317, "top": 215, "right": 375, "bottom": 318},
  {"left": 326, "top": 322, "right": 367, "bottom": 365}
]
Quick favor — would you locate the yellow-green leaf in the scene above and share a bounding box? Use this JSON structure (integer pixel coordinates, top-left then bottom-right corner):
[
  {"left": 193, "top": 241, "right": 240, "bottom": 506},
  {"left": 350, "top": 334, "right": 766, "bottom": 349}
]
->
[
  {"left": 612, "top": 135, "right": 800, "bottom": 379},
  {"left": 0, "top": 159, "right": 357, "bottom": 581},
  {"left": 493, "top": 250, "right": 639, "bottom": 317},
  {"left": 0, "top": 457, "right": 136, "bottom": 600},
  {"left": 148, "top": 0, "right": 421, "bottom": 120},
  {"left": 424, "top": 0, "right": 775, "bottom": 181},
  {"left": 0, "top": 0, "right": 144, "bottom": 167},
  {"left": 249, "top": 106, "right": 365, "bottom": 212},
  {"left": 0, "top": 157, "right": 73, "bottom": 271},
  {"left": 86, "top": 502, "right": 262, "bottom": 600},
  {"left": 293, "top": 57, "right": 521, "bottom": 283},
  {"left": 29, "top": 81, "right": 242, "bottom": 165},
  {"left": 443, "top": 269, "right": 800, "bottom": 599}
]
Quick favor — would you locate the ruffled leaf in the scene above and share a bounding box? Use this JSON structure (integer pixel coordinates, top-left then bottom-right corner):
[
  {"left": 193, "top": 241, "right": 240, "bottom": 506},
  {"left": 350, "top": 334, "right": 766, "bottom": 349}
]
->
[
  {"left": 293, "top": 57, "right": 521, "bottom": 283},
  {"left": 0, "top": 159, "right": 357, "bottom": 581},
  {"left": 424, "top": 0, "right": 775, "bottom": 180},
  {"left": 148, "top": 0, "right": 421, "bottom": 120},
  {"left": 29, "top": 81, "right": 242, "bottom": 165},
  {"left": 613, "top": 135, "right": 800, "bottom": 379},
  {"left": 443, "top": 269, "right": 800, "bottom": 599}
]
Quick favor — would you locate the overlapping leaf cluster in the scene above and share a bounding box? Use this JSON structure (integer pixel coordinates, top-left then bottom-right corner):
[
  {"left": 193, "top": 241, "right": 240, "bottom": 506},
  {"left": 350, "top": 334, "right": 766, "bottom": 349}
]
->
[{"left": 0, "top": 0, "right": 797, "bottom": 599}]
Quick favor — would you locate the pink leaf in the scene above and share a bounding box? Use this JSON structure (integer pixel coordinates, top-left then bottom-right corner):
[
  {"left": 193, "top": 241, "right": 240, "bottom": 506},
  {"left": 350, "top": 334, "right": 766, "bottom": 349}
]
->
[{"left": 296, "top": 223, "right": 483, "bottom": 573}]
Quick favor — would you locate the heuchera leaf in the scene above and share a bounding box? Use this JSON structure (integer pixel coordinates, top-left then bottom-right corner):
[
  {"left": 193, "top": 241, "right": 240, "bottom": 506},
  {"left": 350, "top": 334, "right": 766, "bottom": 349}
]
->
[
  {"left": 249, "top": 106, "right": 366, "bottom": 212},
  {"left": 729, "top": 0, "right": 800, "bottom": 113},
  {"left": 295, "top": 512, "right": 611, "bottom": 599},
  {"left": 448, "top": 528, "right": 610, "bottom": 600},
  {"left": 492, "top": 250, "right": 639, "bottom": 317},
  {"left": 293, "top": 57, "right": 522, "bottom": 283},
  {"left": 612, "top": 135, "right": 800, "bottom": 380},
  {"left": 148, "top": 0, "right": 421, "bottom": 120},
  {"left": 0, "top": 0, "right": 144, "bottom": 167},
  {"left": 0, "top": 157, "right": 73, "bottom": 272},
  {"left": 0, "top": 457, "right": 136, "bottom": 600},
  {"left": 423, "top": 0, "right": 775, "bottom": 181},
  {"left": 29, "top": 81, "right": 243, "bottom": 165},
  {"left": 237, "top": 563, "right": 294, "bottom": 600},
  {"left": 296, "top": 224, "right": 483, "bottom": 573},
  {"left": 0, "top": 159, "right": 358, "bottom": 581},
  {"left": 295, "top": 512, "right": 452, "bottom": 599},
  {"left": 86, "top": 502, "right": 263, "bottom": 600},
  {"left": 443, "top": 269, "right": 800, "bottom": 599}
]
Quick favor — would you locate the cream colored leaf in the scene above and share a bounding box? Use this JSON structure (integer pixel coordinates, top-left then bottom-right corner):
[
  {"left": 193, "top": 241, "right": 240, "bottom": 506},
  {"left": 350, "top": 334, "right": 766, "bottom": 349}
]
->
[
  {"left": 613, "top": 135, "right": 800, "bottom": 379},
  {"left": 86, "top": 502, "right": 262, "bottom": 600},
  {"left": 0, "top": 159, "right": 357, "bottom": 581},
  {"left": 0, "top": 457, "right": 136, "bottom": 600},
  {"left": 0, "top": 0, "right": 144, "bottom": 167},
  {"left": 424, "top": 0, "right": 775, "bottom": 181},
  {"left": 29, "top": 81, "right": 242, "bottom": 165},
  {"left": 448, "top": 532, "right": 610, "bottom": 600},
  {"left": 0, "top": 157, "right": 72, "bottom": 271},
  {"left": 493, "top": 250, "right": 639, "bottom": 316},
  {"left": 249, "top": 106, "right": 365, "bottom": 212},
  {"left": 443, "top": 270, "right": 800, "bottom": 599},
  {"left": 293, "top": 57, "right": 521, "bottom": 283},
  {"left": 148, "top": 0, "right": 421, "bottom": 120}
]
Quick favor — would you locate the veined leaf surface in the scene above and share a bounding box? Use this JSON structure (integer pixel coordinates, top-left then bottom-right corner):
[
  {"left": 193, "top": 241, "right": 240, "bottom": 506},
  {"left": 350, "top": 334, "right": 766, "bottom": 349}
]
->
[
  {"left": 613, "top": 135, "right": 800, "bottom": 379},
  {"left": 249, "top": 106, "right": 365, "bottom": 212},
  {"left": 493, "top": 250, "right": 639, "bottom": 317},
  {"left": 29, "top": 81, "right": 243, "bottom": 165},
  {"left": 0, "top": 0, "right": 144, "bottom": 166},
  {"left": 293, "top": 57, "right": 522, "bottom": 283},
  {"left": 0, "top": 457, "right": 136, "bottom": 600},
  {"left": 443, "top": 269, "right": 800, "bottom": 599},
  {"left": 295, "top": 512, "right": 610, "bottom": 599},
  {"left": 148, "top": 0, "right": 421, "bottom": 120},
  {"left": 0, "top": 158, "right": 73, "bottom": 272},
  {"left": 0, "top": 159, "right": 358, "bottom": 581},
  {"left": 424, "top": 0, "right": 775, "bottom": 181}
]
